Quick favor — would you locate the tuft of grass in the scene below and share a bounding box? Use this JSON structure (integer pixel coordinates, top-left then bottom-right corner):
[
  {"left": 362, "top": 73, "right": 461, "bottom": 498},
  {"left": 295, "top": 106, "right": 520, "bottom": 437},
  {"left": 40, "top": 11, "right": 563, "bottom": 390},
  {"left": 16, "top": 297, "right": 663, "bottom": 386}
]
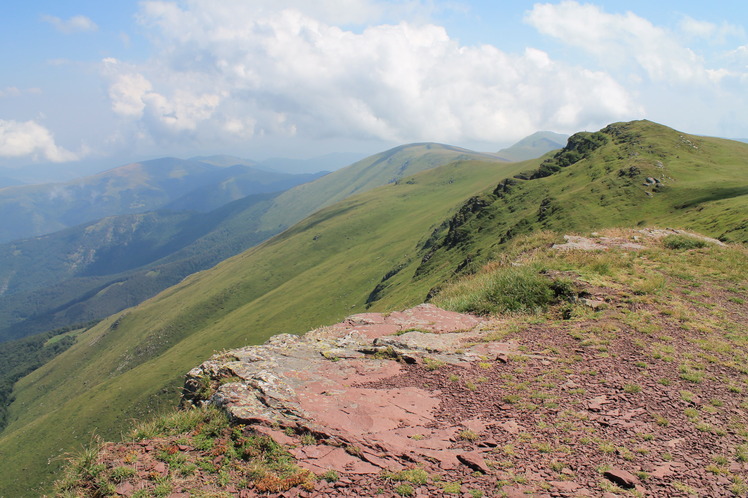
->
[
  {"left": 651, "top": 413, "right": 669, "bottom": 427},
  {"left": 395, "top": 483, "right": 414, "bottom": 496},
  {"left": 736, "top": 444, "right": 748, "bottom": 462},
  {"left": 442, "top": 481, "right": 462, "bottom": 494},
  {"left": 434, "top": 264, "right": 563, "bottom": 315},
  {"left": 459, "top": 430, "right": 479, "bottom": 441},
  {"left": 672, "top": 481, "right": 697, "bottom": 494},
  {"left": 423, "top": 357, "right": 446, "bottom": 370},
  {"left": 129, "top": 406, "right": 221, "bottom": 441},
  {"left": 54, "top": 436, "right": 107, "bottom": 495},
  {"left": 663, "top": 234, "right": 708, "bottom": 250},
  {"left": 385, "top": 467, "right": 430, "bottom": 485},
  {"left": 321, "top": 470, "right": 339, "bottom": 482}
]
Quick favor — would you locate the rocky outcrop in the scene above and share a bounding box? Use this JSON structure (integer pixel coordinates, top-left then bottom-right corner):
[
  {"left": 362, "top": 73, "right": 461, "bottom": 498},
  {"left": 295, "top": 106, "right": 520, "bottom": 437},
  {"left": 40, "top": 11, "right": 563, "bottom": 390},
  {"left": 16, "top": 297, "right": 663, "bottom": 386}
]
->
[
  {"left": 182, "top": 304, "right": 522, "bottom": 475},
  {"left": 551, "top": 228, "right": 725, "bottom": 251}
]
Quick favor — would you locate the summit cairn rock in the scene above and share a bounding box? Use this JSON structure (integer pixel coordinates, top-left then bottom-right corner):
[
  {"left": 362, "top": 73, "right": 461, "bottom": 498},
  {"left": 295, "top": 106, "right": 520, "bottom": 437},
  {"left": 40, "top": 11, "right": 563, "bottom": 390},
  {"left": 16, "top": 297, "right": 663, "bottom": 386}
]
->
[{"left": 182, "top": 304, "right": 522, "bottom": 475}]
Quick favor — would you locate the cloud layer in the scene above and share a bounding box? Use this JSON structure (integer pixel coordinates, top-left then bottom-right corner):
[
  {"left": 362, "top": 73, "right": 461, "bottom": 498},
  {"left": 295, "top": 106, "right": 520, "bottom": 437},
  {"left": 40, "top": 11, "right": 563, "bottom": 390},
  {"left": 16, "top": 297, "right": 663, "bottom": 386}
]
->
[
  {"left": 102, "top": 0, "right": 643, "bottom": 149},
  {"left": 525, "top": 2, "right": 730, "bottom": 84},
  {"left": 0, "top": 120, "right": 79, "bottom": 162},
  {"left": 42, "top": 14, "right": 98, "bottom": 34}
]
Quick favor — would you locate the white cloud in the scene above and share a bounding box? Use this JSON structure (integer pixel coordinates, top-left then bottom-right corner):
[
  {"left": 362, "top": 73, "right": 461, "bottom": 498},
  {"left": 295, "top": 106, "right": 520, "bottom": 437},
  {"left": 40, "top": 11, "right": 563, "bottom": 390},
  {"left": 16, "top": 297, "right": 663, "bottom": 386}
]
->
[
  {"left": 0, "top": 87, "right": 41, "bottom": 98},
  {"left": 678, "top": 16, "right": 744, "bottom": 43},
  {"left": 101, "top": 1, "right": 642, "bottom": 148},
  {"left": 525, "top": 1, "right": 712, "bottom": 84},
  {"left": 0, "top": 87, "right": 21, "bottom": 98},
  {"left": 0, "top": 120, "right": 79, "bottom": 162},
  {"left": 42, "top": 14, "right": 98, "bottom": 34},
  {"left": 679, "top": 16, "right": 718, "bottom": 39}
]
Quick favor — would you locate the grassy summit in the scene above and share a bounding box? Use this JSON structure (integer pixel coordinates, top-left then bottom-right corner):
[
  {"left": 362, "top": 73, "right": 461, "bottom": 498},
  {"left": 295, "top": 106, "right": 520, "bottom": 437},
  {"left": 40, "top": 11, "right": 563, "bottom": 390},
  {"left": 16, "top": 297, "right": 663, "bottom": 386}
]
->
[{"left": 57, "top": 229, "right": 748, "bottom": 497}]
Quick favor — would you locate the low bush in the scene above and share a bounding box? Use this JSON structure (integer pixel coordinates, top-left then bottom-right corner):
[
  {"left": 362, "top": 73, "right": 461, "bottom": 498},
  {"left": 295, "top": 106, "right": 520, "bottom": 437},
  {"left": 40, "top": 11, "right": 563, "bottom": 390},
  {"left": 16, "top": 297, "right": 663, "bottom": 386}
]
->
[
  {"left": 663, "top": 235, "right": 708, "bottom": 250},
  {"left": 434, "top": 265, "right": 572, "bottom": 315}
]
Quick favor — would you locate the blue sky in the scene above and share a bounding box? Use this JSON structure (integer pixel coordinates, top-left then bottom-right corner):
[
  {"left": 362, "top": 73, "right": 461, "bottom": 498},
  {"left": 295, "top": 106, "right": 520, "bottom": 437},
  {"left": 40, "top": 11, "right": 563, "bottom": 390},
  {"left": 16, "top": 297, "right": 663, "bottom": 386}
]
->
[{"left": 1, "top": 1, "right": 747, "bottom": 173}]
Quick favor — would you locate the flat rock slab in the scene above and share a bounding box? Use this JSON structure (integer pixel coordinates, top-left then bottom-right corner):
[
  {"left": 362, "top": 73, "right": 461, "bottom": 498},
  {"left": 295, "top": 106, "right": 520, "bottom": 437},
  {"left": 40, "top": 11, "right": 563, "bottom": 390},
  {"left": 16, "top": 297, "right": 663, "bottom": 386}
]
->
[
  {"left": 552, "top": 228, "right": 724, "bottom": 251},
  {"left": 183, "top": 304, "right": 523, "bottom": 476}
]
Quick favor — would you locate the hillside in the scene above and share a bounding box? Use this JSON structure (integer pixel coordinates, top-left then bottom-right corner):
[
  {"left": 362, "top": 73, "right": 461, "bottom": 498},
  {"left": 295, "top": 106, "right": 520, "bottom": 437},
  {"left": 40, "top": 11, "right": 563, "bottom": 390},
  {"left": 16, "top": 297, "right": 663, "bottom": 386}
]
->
[
  {"left": 256, "top": 142, "right": 505, "bottom": 232},
  {"left": 0, "top": 154, "right": 523, "bottom": 496},
  {"left": 56, "top": 229, "right": 748, "bottom": 497},
  {"left": 0, "top": 120, "right": 747, "bottom": 495},
  {"left": 0, "top": 158, "right": 321, "bottom": 243},
  {"left": 0, "top": 192, "right": 279, "bottom": 343},
  {"left": 0, "top": 143, "right": 498, "bottom": 344},
  {"left": 496, "top": 130, "right": 568, "bottom": 162}
]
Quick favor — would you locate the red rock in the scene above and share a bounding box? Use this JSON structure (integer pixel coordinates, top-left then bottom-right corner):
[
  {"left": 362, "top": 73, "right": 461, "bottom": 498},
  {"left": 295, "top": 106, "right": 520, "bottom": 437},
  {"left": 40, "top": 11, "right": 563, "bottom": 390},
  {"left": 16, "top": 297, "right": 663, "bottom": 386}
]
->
[
  {"left": 153, "top": 461, "right": 167, "bottom": 474},
  {"left": 477, "top": 438, "right": 498, "bottom": 448},
  {"left": 496, "top": 420, "right": 521, "bottom": 434},
  {"left": 665, "top": 438, "right": 685, "bottom": 448},
  {"left": 115, "top": 481, "right": 134, "bottom": 496},
  {"left": 587, "top": 395, "right": 610, "bottom": 411},
  {"left": 457, "top": 451, "right": 491, "bottom": 473},
  {"left": 253, "top": 425, "right": 297, "bottom": 446},
  {"left": 461, "top": 418, "right": 487, "bottom": 434},
  {"left": 550, "top": 481, "right": 580, "bottom": 492},
  {"left": 650, "top": 463, "right": 676, "bottom": 478},
  {"left": 603, "top": 468, "right": 639, "bottom": 489}
]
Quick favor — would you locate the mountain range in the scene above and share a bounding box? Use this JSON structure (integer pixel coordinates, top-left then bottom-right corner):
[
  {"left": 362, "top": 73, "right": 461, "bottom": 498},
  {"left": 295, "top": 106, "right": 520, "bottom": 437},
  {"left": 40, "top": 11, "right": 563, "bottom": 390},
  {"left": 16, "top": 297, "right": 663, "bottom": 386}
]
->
[
  {"left": 0, "top": 120, "right": 746, "bottom": 495},
  {"left": 0, "top": 143, "right": 507, "bottom": 344},
  {"left": 0, "top": 157, "right": 330, "bottom": 244}
]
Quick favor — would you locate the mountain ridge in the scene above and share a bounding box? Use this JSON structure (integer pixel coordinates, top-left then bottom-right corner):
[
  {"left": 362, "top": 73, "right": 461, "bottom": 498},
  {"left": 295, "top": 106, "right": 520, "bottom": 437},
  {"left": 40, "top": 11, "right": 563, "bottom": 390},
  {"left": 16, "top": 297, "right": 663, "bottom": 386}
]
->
[
  {"left": 0, "top": 120, "right": 746, "bottom": 495},
  {"left": 0, "top": 143, "right": 503, "bottom": 344},
  {"left": 56, "top": 228, "right": 748, "bottom": 497},
  {"left": 0, "top": 157, "right": 320, "bottom": 243}
]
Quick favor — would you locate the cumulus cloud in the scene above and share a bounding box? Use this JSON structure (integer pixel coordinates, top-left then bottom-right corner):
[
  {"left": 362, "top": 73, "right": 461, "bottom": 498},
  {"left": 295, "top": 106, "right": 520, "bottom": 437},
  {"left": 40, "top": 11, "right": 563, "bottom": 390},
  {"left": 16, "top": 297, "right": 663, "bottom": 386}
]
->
[
  {"left": 524, "top": 1, "right": 748, "bottom": 139},
  {"left": 0, "top": 119, "right": 79, "bottom": 162},
  {"left": 525, "top": 1, "right": 715, "bottom": 84},
  {"left": 678, "top": 16, "right": 744, "bottom": 43},
  {"left": 101, "top": 0, "right": 641, "bottom": 148},
  {"left": 42, "top": 14, "right": 98, "bottom": 34},
  {"left": 0, "top": 87, "right": 41, "bottom": 98}
]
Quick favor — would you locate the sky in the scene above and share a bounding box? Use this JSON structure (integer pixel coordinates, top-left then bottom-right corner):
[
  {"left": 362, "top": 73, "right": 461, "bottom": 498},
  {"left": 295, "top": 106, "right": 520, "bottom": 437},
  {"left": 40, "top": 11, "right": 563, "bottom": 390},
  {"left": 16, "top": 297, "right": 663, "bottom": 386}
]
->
[{"left": 1, "top": 0, "right": 747, "bottom": 175}]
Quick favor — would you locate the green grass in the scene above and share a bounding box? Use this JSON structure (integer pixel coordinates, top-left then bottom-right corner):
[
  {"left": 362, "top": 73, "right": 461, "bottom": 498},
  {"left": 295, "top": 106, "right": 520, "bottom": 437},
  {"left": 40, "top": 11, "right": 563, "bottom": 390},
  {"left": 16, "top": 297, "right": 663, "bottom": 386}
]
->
[
  {"left": 2, "top": 120, "right": 748, "bottom": 495},
  {"left": 385, "top": 467, "right": 431, "bottom": 485},
  {"left": 663, "top": 234, "right": 709, "bottom": 250},
  {"left": 55, "top": 405, "right": 314, "bottom": 496},
  {"left": 0, "top": 154, "right": 525, "bottom": 496},
  {"left": 433, "top": 264, "right": 561, "bottom": 315}
]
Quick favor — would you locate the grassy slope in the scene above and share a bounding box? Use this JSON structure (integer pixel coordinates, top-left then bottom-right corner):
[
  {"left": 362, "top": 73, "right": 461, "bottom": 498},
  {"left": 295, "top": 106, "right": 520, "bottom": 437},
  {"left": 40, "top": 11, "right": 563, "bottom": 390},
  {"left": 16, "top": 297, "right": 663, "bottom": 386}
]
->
[
  {"left": 0, "top": 158, "right": 221, "bottom": 243},
  {"left": 0, "top": 193, "right": 280, "bottom": 343},
  {"left": 55, "top": 230, "right": 748, "bottom": 497},
  {"left": 1, "top": 120, "right": 746, "bottom": 495},
  {"left": 0, "top": 144, "right": 500, "bottom": 345},
  {"left": 496, "top": 131, "right": 568, "bottom": 162},
  {"left": 0, "top": 158, "right": 519, "bottom": 496},
  {"left": 256, "top": 143, "right": 503, "bottom": 231},
  {"left": 373, "top": 120, "right": 748, "bottom": 310}
]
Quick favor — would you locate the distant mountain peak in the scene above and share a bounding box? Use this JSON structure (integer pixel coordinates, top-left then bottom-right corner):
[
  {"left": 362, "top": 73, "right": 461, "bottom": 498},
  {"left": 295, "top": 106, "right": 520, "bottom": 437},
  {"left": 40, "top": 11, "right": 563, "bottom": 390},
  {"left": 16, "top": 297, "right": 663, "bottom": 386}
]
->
[{"left": 497, "top": 131, "right": 569, "bottom": 162}]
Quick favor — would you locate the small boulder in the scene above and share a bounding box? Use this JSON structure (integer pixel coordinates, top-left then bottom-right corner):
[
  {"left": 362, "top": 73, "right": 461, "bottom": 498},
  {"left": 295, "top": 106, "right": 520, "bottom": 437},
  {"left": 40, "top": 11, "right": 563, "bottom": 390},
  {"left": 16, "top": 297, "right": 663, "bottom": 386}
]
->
[
  {"left": 457, "top": 451, "right": 491, "bottom": 474},
  {"left": 603, "top": 468, "right": 639, "bottom": 489}
]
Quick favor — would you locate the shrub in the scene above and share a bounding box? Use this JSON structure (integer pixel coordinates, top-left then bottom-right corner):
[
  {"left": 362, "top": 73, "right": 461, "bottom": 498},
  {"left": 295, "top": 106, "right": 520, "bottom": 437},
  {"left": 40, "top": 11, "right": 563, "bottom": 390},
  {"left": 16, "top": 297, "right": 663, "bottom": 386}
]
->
[
  {"left": 436, "top": 265, "right": 558, "bottom": 315},
  {"left": 663, "top": 235, "right": 707, "bottom": 250}
]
